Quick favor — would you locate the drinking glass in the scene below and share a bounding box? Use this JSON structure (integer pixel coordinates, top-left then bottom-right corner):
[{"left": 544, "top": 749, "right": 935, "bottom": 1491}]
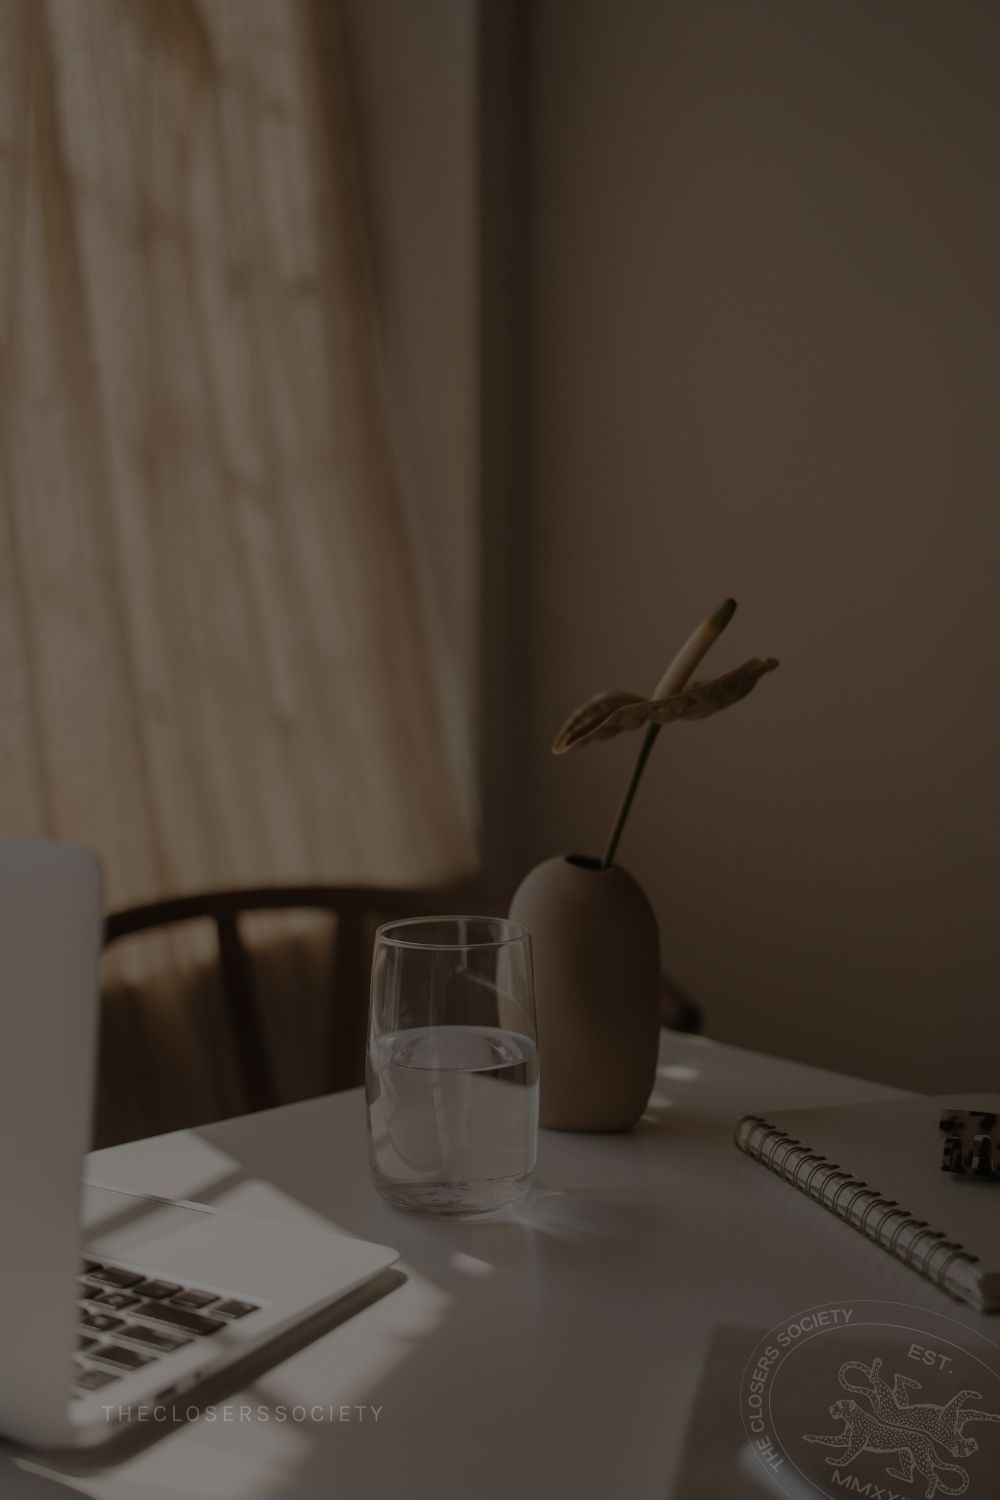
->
[{"left": 366, "top": 916, "right": 538, "bottom": 1215}]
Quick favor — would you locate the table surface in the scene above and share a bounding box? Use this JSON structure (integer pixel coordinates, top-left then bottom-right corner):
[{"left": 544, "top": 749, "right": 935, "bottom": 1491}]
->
[{"left": 6, "top": 1035, "right": 998, "bottom": 1500}]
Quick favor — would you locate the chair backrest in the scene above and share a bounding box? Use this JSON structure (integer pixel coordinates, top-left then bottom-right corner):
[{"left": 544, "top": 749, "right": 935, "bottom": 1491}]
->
[{"left": 102, "top": 883, "right": 484, "bottom": 1124}]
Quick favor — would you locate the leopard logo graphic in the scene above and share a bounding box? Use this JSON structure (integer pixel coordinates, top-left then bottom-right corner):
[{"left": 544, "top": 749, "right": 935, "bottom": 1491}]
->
[
  {"left": 806, "top": 1397, "right": 971, "bottom": 1497},
  {"left": 741, "top": 1302, "right": 1000, "bottom": 1500},
  {"left": 802, "top": 1354, "right": 1000, "bottom": 1496},
  {"left": 837, "top": 1356, "right": 1000, "bottom": 1459}
]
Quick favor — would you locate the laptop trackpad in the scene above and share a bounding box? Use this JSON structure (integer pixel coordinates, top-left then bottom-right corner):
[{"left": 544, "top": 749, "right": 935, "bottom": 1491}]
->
[{"left": 81, "top": 1181, "right": 212, "bottom": 1257}]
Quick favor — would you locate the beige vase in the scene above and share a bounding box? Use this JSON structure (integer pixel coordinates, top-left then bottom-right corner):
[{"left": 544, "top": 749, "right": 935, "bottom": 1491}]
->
[{"left": 509, "top": 854, "right": 660, "bottom": 1131}]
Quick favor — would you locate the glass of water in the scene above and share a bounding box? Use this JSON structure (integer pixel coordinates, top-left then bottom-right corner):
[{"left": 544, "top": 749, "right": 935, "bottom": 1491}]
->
[{"left": 366, "top": 916, "right": 538, "bottom": 1215}]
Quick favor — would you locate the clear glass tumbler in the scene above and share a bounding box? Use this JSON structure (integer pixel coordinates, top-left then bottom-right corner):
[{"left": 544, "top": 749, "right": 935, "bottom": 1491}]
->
[{"left": 366, "top": 916, "right": 538, "bottom": 1215}]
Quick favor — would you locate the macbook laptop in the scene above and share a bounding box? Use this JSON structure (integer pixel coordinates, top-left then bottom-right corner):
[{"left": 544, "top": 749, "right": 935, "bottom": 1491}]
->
[{"left": 0, "top": 838, "right": 398, "bottom": 1450}]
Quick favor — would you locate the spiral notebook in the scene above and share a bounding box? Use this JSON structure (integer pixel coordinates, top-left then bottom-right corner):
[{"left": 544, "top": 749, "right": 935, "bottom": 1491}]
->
[{"left": 735, "top": 1094, "right": 1000, "bottom": 1312}]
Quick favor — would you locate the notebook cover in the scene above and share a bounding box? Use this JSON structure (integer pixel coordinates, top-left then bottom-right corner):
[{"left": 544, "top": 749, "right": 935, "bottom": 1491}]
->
[{"left": 735, "top": 1094, "right": 1000, "bottom": 1312}]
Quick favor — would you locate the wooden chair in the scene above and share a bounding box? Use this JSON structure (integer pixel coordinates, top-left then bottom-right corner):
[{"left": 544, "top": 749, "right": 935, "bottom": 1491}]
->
[{"left": 102, "top": 882, "right": 486, "bottom": 1131}]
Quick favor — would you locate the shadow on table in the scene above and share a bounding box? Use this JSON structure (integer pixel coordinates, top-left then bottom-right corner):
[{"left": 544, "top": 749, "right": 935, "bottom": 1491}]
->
[
  {"left": 0, "top": 1456, "right": 83, "bottom": 1500},
  {"left": 666, "top": 1324, "right": 779, "bottom": 1500}
]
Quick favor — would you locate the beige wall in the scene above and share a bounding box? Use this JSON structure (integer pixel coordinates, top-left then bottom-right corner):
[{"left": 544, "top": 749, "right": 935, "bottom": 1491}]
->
[{"left": 520, "top": 0, "right": 1000, "bottom": 1089}]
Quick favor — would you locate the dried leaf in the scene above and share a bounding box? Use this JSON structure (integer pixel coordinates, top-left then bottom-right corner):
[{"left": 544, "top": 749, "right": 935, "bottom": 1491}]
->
[
  {"left": 667, "top": 657, "right": 780, "bottom": 720},
  {"left": 551, "top": 690, "right": 645, "bottom": 755},
  {"left": 552, "top": 658, "right": 779, "bottom": 753}
]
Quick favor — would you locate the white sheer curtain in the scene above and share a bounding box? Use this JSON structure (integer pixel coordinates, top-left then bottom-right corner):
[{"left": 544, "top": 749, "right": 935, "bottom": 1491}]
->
[
  {"left": 0, "top": 0, "right": 478, "bottom": 1140},
  {"left": 0, "top": 0, "right": 476, "bottom": 905}
]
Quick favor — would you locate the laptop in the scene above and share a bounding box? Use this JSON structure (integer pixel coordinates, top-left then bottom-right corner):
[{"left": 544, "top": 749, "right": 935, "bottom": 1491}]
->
[{"left": 0, "top": 838, "right": 398, "bottom": 1451}]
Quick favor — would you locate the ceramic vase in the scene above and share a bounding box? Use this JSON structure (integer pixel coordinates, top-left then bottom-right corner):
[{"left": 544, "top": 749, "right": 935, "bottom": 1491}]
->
[{"left": 509, "top": 854, "right": 660, "bottom": 1131}]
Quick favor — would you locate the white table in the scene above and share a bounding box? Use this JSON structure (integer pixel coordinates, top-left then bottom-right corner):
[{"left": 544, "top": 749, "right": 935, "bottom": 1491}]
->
[{"left": 6, "top": 1036, "right": 997, "bottom": 1499}]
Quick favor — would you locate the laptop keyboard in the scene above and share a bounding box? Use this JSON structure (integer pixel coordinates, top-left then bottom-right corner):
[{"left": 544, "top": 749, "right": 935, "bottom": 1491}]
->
[{"left": 73, "top": 1258, "right": 260, "bottom": 1398}]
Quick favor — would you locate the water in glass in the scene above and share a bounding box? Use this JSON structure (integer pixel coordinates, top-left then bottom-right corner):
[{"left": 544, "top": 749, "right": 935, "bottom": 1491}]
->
[{"left": 366, "top": 918, "right": 538, "bottom": 1215}]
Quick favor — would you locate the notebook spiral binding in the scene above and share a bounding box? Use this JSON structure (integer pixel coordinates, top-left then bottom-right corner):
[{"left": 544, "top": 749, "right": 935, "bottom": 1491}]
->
[{"left": 735, "top": 1114, "right": 980, "bottom": 1301}]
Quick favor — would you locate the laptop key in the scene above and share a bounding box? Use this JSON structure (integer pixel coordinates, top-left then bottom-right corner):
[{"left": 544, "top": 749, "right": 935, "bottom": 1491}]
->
[
  {"left": 79, "top": 1280, "right": 105, "bottom": 1300},
  {"left": 213, "top": 1299, "right": 259, "bottom": 1319},
  {"left": 89, "top": 1289, "right": 141, "bottom": 1312},
  {"left": 133, "top": 1278, "right": 180, "bottom": 1299},
  {"left": 81, "top": 1312, "right": 125, "bottom": 1335},
  {"left": 78, "top": 1335, "right": 98, "bottom": 1351},
  {"left": 169, "top": 1289, "right": 219, "bottom": 1311},
  {"left": 74, "top": 1367, "right": 120, "bottom": 1392},
  {"left": 134, "top": 1301, "right": 224, "bottom": 1336},
  {"left": 120, "top": 1322, "right": 191, "bottom": 1353},
  {"left": 89, "top": 1266, "right": 144, "bottom": 1289},
  {"left": 81, "top": 1259, "right": 104, "bottom": 1275},
  {"left": 92, "top": 1344, "right": 155, "bottom": 1372}
]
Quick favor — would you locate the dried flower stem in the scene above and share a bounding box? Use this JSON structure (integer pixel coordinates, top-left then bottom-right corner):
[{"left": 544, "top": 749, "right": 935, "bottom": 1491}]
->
[
  {"left": 599, "top": 723, "right": 660, "bottom": 871},
  {"left": 599, "top": 599, "right": 737, "bottom": 869}
]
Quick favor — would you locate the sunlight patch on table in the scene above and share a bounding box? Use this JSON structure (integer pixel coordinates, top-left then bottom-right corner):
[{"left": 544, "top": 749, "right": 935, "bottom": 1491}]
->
[
  {"left": 447, "top": 1250, "right": 495, "bottom": 1277},
  {"left": 657, "top": 1063, "right": 701, "bottom": 1082}
]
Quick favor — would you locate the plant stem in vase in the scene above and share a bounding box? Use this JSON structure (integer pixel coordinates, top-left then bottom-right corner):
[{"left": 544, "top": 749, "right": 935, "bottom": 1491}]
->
[{"left": 600, "top": 598, "right": 737, "bottom": 869}]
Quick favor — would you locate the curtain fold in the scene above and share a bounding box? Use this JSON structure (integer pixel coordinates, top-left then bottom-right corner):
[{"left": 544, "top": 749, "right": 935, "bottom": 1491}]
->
[{"left": 0, "top": 0, "right": 478, "bottom": 906}]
